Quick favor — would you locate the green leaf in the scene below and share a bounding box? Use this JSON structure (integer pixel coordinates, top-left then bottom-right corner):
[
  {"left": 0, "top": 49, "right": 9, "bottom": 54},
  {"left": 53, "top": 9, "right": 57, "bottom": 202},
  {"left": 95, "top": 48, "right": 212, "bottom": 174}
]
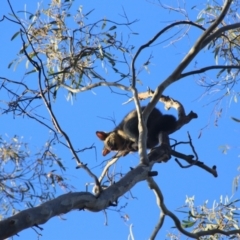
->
[
  {"left": 181, "top": 220, "right": 196, "bottom": 228},
  {"left": 49, "top": 21, "right": 57, "bottom": 25},
  {"left": 27, "top": 181, "right": 35, "bottom": 193},
  {"left": 25, "top": 69, "right": 37, "bottom": 75},
  {"left": 26, "top": 201, "right": 34, "bottom": 208},
  {"left": 205, "top": 6, "right": 212, "bottom": 12},
  {"left": 231, "top": 199, "right": 240, "bottom": 204},
  {"left": 85, "top": 9, "right": 94, "bottom": 17},
  {"left": 175, "top": 210, "right": 189, "bottom": 214},
  {"left": 112, "top": 67, "right": 118, "bottom": 72},
  {"left": 29, "top": 14, "right": 34, "bottom": 20},
  {"left": 214, "top": 46, "right": 220, "bottom": 63},
  {"left": 29, "top": 52, "right": 37, "bottom": 58},
  {"left": 231, "top": 117, "right": 240, "bottom": 122},
  {"left": 8, "top": 60, "right": 14, "bottom": 69},
  {"left": 119, "top": 47, "right": 126, "bottom": 52},
  {"left": 24, "top": 182, "right": 30, "bottom": 192},
  {"left": 217, "top": 68, "right": 225, "bottom": 78},
  {"left": 102, "top": 18, "right": 106, "bottom": 29},
  {"left": 98, "top": 44, "right": 103, "bottom": 57},
  {"left": 196, "top": 18, "right": 204, "bottom": 23},
  {"left": 56, "top": 159, "right": 66, "bottom": 171},
  {"left": 137, "top": 79, "right": 143, "bottom": 85},
  {"left": 11, "top": 31, "right": 20, "bottom": 41},
  {"left": 19, "top": 43, "right": 29, "bottom": 54},
  {"left": 234, "top": 95, "right": 238, "bottom": 103},
  {"left": 53, "top": 85, "right": 60, "bottom": 99},
  {"left": 109, "top": 25, "right": 116, "bottom": 31}
]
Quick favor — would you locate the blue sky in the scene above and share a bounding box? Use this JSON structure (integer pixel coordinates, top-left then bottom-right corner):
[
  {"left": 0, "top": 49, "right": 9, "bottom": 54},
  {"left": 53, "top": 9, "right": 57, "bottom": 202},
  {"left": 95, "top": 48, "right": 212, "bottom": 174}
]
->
[{"left": 1, "top": 0, "right": 240, "bottom": 239}]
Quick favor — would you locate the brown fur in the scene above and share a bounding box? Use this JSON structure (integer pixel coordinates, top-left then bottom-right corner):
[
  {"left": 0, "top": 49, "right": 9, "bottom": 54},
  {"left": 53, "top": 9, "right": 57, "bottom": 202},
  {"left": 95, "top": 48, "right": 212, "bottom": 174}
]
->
[
  {"left": 96, "top": 130, "right": 137, "bottom": 156},
  {"left": 96, "top": 106, "right": 176, "bottom": 156}
]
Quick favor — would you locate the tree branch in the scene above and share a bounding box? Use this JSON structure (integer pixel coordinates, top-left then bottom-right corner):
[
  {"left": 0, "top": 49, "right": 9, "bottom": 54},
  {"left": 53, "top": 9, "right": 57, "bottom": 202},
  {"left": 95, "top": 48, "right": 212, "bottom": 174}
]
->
[
  {"left": 180, "top": 65, "right": 240, "bottom": 79},
  {"left": 144, "top": 0, "right": 234, "bottom": 121},
  {"left": 15, "top": 15, "right": 101, "bottom": 187},
  {"left": 60, "top": 81, "right": 131, "bottom": 93},
  {"left": 171, "top": 150, "right": 217, "bottom": 177},
  {"left": 147, "top": 177, "right": 198, "bottom": 239},
  {"left": 0, "top": 163, "right": 151, "bottom": 239},
  {"left": 129, "top": 20, "right": 204, "bottom": 166},
  {"left": 201, "top": 23, "right": 240, "bottom": 50}
]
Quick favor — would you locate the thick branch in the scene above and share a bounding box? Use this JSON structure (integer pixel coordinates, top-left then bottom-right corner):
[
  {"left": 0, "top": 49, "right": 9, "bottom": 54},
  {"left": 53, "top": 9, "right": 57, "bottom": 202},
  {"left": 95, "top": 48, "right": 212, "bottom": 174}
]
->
[
  {"left": 0, "top": 192, "right": 96, "bottom": 239},
  {"left": 144, "top": 0, "right": 233, "bottom": 120},
  {"left": 0, "top": 164, "right": 151, "bottom": 239},
  {"left": 131, "top": 88, "right": 149, "bottom": 165}
]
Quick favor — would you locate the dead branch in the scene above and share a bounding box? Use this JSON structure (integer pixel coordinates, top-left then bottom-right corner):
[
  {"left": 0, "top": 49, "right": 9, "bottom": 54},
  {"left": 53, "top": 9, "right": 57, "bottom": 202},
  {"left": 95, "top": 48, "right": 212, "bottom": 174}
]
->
[
  {"left": 138, "top": 90, "right": 198, "bottom": 132},
  {"left": 171, "top": 150, "right": 217, "bottom": 177}
]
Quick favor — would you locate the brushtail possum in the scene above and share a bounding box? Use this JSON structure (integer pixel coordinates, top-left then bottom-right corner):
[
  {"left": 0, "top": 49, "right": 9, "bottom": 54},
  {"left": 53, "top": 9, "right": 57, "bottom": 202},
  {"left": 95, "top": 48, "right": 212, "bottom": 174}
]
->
[{"left": 96, "top": 106, "right": 177, "bottom": 156}]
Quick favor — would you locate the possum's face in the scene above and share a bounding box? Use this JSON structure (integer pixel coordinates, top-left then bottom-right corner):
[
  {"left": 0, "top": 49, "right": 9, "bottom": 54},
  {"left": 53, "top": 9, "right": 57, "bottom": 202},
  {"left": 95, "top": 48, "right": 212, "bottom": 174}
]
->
[{"left": 96, "top": 131, "right": 126, "bottom": 156}]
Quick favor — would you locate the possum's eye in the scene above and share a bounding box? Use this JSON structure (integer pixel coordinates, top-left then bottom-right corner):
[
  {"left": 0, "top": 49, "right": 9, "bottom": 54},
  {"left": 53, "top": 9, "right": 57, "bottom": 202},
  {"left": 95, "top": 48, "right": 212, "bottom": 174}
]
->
[{"left": 107, "top": 140, "right": 117, "bottom": 150}]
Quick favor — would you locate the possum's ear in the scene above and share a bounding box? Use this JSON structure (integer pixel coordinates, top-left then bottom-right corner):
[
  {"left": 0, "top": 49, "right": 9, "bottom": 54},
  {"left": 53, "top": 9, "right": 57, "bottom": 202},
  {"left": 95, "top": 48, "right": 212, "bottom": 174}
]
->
[
  {"left": 102, "top": 148, "right": 110, "bottom": 156},
  {"left": 96, "top": 131, "right": 109, "bottom": 141}
]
